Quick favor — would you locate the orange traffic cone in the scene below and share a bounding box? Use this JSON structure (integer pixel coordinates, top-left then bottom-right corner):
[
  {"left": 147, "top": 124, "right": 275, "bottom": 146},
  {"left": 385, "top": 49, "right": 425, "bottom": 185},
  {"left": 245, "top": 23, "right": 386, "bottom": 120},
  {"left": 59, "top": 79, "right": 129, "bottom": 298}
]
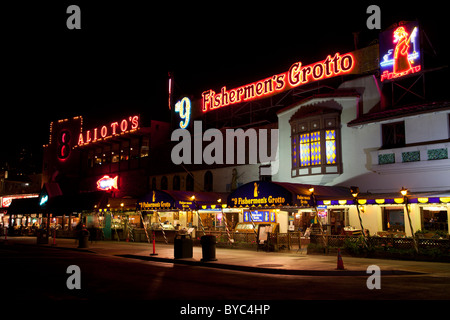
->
[{"left": 336, "top": 248, "right": 345, "bottom": 270}]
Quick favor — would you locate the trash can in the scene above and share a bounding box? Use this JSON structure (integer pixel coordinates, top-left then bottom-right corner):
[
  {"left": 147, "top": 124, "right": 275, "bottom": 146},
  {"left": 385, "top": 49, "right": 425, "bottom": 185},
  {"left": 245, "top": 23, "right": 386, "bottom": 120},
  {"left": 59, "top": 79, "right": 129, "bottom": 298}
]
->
[
  {"left": 78, "top": 229, "right": 90, "bottom": 248},
  {"left": 174, "top": 233, "right": 193, "bottom": 259},
  {"left": 36, "top": 229, "right": 49, "bottom": 244},
  {"left": 200, "top": 235, "right": 217, "bottom": 262}
]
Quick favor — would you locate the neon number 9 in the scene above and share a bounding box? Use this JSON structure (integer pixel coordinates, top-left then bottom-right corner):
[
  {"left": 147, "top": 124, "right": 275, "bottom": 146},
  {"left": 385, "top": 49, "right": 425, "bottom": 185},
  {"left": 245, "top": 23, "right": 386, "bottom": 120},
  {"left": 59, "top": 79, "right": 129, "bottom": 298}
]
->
[
  {"left": 57, "top": 130, "right": 71, "bottom": 160},
  {"left": 175, "top": 97, "right": 191, "bottom": 129}
]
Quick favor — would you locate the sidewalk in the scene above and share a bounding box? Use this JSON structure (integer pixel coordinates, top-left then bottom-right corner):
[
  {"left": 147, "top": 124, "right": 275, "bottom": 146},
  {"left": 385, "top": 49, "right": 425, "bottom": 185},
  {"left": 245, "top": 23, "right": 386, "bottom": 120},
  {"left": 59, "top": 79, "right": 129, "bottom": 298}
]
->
[{"left": 3, "top": 236, "right": 450, "bottom": 276}]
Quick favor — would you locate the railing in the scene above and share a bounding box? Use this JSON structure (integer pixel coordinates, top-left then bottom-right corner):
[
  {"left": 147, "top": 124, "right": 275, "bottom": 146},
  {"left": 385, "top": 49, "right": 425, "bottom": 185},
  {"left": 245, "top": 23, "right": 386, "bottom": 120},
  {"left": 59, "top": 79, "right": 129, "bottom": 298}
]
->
[
  {"left": 310, "top": 234, "right": 450, "bottom": 250},
  {"left": 370, "top": 141, "right": 450, "bottom": 174},
  {"left": 202, "top": 231, "right": 309, "bottom": 251}
]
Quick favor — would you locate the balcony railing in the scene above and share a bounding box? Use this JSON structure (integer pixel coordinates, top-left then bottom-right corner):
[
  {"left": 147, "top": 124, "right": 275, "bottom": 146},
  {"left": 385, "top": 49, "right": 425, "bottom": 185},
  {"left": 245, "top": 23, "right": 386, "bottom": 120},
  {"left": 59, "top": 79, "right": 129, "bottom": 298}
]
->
[{"left": 370, "top": 142, "right": 450, "bottom": 174}]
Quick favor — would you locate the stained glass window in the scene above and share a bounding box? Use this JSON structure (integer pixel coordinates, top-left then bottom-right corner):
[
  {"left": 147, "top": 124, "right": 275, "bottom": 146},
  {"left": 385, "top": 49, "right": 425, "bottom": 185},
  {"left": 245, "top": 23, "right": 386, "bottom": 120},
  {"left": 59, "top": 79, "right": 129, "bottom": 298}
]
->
[
  {"left": 310, "top": 131, "right": 321, "bottom": 165},
  {"left": 326, "top": 130, "right": 337, "bottom": 164},
  {"left": 290, "top": 110, "right": 341, "bottom": 176},
  {"left": 300, "top": 133, "right": 310, "bottom": 166},
  {"left": 292, "top": 136, "right": 297, "bottom": 167},
  {"left": 299, "top": 132, "right": 321, "bottom": 166}
]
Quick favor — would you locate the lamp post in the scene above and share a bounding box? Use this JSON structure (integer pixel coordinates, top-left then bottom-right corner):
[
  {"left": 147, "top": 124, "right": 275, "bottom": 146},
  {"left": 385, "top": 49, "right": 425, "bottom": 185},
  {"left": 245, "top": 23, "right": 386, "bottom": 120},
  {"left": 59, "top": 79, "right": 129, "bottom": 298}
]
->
[
  {"left": 219, "top": 198, "right": 232, "bottom": 245},
  {"left": 191, "top": 195, "right": 205, "bottom": 236},
  {"left": 309, "top": 187, "right": 326, "bottom": 247},
  {"left": 350, "top": 186, "right": 368, "bottom": 249},
  {"left": 401, "top": 187, "right": 419, "bottom": 253}
]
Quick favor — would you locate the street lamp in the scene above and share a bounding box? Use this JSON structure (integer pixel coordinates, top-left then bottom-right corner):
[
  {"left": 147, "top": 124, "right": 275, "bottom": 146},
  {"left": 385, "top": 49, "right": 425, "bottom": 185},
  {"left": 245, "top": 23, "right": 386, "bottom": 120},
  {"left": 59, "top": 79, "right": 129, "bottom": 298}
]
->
[
  {"left": 309, "top": 186, "right": 326, "bottom": 247},
  {"left": 400, "top": 187, "right": 418, "bottom": 253},
  {"left": 350, "top": 186, "right": 368, "bottom": 249}
]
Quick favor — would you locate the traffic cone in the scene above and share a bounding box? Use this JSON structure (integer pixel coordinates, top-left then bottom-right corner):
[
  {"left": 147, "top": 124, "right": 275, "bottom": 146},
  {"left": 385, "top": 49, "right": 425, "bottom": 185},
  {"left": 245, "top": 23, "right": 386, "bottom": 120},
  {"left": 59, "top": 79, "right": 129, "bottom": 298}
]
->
[{"left": 336, "top": 248, "right": 345, "bottom": 270}]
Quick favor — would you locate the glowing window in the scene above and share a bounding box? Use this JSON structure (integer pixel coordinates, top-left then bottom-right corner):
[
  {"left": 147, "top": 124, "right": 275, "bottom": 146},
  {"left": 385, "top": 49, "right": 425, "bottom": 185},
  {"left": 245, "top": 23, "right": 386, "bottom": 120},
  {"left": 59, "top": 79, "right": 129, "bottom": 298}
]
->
[
  {"left": 310, "top": 131, "right": 321, "bottom": 166},
  {"left": 292, "top": 136, "right": 297, "bottom": 168},
  {"left": 326, "top": 130, "right": 337, "bottom": 164},
  {"left": 290, "top": 109, "right": 341, "bottom": 177},
  {"left": 299, "top": 133, "right": 310, "bottom": 166}
]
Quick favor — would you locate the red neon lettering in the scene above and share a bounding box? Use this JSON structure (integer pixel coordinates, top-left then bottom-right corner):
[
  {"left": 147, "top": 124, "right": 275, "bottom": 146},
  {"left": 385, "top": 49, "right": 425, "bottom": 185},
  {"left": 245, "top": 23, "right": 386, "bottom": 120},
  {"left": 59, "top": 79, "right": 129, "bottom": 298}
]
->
[
  {"left": 300, "top": 66, "right": 311, "bottom": 83},
  {"left": 341, "top": 54, "right": 353, "bottom": 72},
  {"left": 131, "top": 115, "right": 139, "bottom": 130},
  {"left": 85, "top": 130, "right": 92, "bottom": 144},
  {"left": 275, "top": 74, "right": 285, "bottom": 90},
  {"left": 120, "top": 119, "right": 128, "bottom": 132},
  {"left": 202, "top": 52, "right": 355, "bottom": 112},
  {"left": 78, "top": 133, "right": 84, "bottom": 145},
  {"left": 324, "top": 55, "right": 333, "bottom": 77},
  {"left": 312, "top": 63, "right": 324, "bottom": 80},
  {"left": 288, "top": 62, "right": 301, "bottom": 86},
  {"left": 101, "top": 126, "right": 108, "bottom": 138},
  {"left": 76, "top": 115, "right": 139, "bottom": 146},
  {"left": 111, "top": 122, "right": 119, "bottom": 135},
  {"left": 57, "top": 130, "right": 71, "bottom": 160}
]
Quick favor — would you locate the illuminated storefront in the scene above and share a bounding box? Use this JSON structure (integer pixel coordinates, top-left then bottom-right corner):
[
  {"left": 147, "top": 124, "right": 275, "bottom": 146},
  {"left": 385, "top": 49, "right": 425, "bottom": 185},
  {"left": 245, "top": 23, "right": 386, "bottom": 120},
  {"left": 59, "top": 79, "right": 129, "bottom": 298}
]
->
[
  {"left": 38, "top": 113, "right": 171, "bottom": 239},
  {"left": 137, "top": 190, "right": 229, "bottom": 241},
  {"left": 317, "top": 195, "right": 450, "bottom": 237},
  {"left": 227, "top": 180, "right": 353, "bottom": 233}
]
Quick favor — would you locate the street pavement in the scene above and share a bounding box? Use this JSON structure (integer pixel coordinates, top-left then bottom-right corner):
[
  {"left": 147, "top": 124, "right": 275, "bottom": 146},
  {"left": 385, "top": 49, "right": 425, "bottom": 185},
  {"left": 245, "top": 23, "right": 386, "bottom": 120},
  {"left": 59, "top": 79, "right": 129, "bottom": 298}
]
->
[{"left": 3, "top": 236, "right": 450, "bottom": 277}]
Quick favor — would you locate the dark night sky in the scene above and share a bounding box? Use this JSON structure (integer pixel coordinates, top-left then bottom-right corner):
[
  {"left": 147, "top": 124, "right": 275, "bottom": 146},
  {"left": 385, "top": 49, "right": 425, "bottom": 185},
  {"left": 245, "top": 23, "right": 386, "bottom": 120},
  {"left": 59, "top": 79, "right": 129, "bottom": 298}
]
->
[{"left": 2, "top": 1, "right": 449, "bottom": 167}]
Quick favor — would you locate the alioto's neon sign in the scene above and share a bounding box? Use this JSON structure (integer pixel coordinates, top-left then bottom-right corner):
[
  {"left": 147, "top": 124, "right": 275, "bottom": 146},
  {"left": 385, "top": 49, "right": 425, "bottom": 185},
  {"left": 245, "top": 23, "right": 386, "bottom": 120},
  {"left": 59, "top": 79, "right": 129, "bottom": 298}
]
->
[
  {"left": 202, "top": 52, "right": 355, "bottom": 112},
  {"left": 78, "top": 115, "right": 139, "bottom": 146}
]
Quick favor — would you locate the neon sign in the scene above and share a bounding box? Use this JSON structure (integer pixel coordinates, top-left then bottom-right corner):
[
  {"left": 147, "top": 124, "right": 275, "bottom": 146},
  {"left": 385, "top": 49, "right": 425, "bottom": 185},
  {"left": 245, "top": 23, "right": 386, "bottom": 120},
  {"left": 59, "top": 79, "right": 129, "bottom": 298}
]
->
[
  {"left": 380, "top": 21, "right": 421, "bottom": 82},
  {"left": 174, "top": 97, "right": 191, "bottom": 129},
  {"left": 78, "top": 115, "right": 139, "bottom": 146},
  {"left": 96, "top": 175, "right": 119, "bottom": 191},
  {"left": 202, "top": 52, "right": 355, "bottom": 112},
  {"left": 39, "top": 195, "right": 48, "bottom": 206},
  {"left": 57, "top": 130, "right": 71, "bottom": 160}
]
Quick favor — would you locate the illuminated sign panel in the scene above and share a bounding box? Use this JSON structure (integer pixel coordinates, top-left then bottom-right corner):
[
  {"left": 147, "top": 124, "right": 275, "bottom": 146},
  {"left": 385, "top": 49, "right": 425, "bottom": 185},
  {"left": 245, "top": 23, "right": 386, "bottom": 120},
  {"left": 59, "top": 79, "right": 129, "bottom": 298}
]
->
[
  {"left": 380, "top": 21, "right": 421, "bottom": 82},
  {"left": 1, "top": 194, "right": 39, "bottom": 208},
  {"left": 78, "top": 115, "right": 139, "bottom": 146},
  {"left": 96, "top": 175, "right": 119, "bottom": 191},
  {"left": 202, "top": 52, "right": 355, "bottom": 112},
  {"left": 244, "top": 210, "right": 276, "bottom": 223}
]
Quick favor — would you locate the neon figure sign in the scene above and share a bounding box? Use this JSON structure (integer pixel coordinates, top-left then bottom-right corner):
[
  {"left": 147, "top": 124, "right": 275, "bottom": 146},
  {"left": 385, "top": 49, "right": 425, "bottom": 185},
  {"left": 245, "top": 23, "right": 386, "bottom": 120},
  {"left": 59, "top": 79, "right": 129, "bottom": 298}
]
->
[
  {"left": 202, "top": 52, "right": 355, "bottom": 112},
  {"left": 380, "top": 22, "right": 421, "bottom": 82},
  {"left": 97, "top": 175, "right": 119, "bottom": 191},
  {"left": 78, "top": 115, "right": 139, "bottom": 146}
]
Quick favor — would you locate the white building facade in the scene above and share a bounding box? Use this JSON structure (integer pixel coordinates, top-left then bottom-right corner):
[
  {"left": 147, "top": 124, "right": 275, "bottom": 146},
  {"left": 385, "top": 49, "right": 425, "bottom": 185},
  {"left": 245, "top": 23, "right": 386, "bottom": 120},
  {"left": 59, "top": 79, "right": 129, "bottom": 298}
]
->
[{"left": 276, "top": 75, "right": 450, "bottom": 236}]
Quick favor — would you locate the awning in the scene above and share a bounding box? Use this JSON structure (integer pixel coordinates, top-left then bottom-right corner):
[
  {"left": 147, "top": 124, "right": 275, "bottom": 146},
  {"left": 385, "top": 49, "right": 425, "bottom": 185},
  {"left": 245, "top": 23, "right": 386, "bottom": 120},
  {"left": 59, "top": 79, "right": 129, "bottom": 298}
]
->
[
  {"left": 317, "top": 190, "right": 450, "bottom": 206},
  {"left": 7, "top": 197, "right": 41, "bottom": 215},
  {"left": 227, "top": 180, "right": 353, "bottom": 208},
  {"left": 138, "top": 190, "right": 228, "bottom": 211}
]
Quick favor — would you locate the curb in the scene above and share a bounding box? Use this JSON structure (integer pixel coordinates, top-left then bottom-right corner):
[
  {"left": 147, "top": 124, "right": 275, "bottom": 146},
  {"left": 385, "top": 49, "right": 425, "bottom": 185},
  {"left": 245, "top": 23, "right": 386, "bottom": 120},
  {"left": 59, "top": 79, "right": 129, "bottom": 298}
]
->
[
  {"left": 116, "top": 254, "right": 423, "bottom": 277},
  {"left": 3, "top": 239, "right": 426, "bottom": 277}
]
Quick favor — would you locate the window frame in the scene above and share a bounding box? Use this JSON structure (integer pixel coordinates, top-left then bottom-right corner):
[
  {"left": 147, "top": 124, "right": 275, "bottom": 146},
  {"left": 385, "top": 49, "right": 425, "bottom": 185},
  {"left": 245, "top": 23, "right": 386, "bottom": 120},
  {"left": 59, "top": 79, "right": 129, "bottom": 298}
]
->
[
  {"left": 381, "top": 121, "right": 405, "bottom": 149},
  {"left": 290, "top": 111, "right": 342, "bottom": 177}
]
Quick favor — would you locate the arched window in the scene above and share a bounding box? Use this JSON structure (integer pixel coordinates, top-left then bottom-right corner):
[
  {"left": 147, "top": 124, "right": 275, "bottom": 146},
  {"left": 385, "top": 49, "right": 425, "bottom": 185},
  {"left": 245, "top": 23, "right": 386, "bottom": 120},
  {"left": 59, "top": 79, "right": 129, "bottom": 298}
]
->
[
  {"left": 161, "top": 176, "right": 168, "bottom": 190},
  {"left": 151, "top": 177, "right": 157, "bottom": 190},
  {"left": 186, "top": 174, "right": 194, "bottom": 191},
  {"left": 290, "top": 106, "right": 342, "bottom": 177},
  {"left": 204, "top": 171, "right": 213, "bottom": 192},
  {"left": 173, "top": 175, "right": 180, "bottom": 191}
]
